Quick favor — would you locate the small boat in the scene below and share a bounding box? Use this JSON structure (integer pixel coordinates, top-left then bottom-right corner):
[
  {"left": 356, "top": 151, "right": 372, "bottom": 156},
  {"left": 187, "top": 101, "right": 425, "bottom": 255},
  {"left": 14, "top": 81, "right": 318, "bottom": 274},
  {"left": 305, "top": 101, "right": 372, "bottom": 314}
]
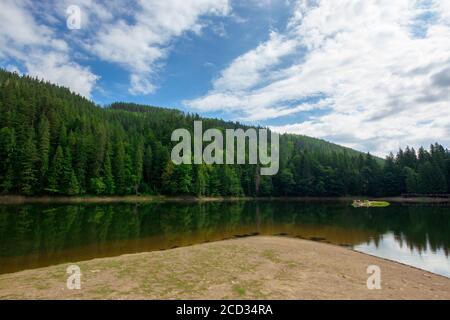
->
[{"left": 352, "top": 200, "right": 390, "bottom": 208}]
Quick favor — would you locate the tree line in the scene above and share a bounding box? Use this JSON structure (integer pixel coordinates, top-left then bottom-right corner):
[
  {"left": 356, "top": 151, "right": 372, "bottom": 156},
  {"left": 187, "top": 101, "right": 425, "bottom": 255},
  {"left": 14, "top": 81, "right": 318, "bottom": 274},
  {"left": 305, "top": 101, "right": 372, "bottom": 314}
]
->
[{"left": 0, "top": 69, "right": 449, "bottom": 197}]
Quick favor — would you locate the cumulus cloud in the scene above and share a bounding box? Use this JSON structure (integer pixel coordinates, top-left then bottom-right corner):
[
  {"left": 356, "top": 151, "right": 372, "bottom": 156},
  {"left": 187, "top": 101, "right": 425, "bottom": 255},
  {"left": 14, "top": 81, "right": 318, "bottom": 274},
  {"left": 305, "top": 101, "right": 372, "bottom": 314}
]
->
[
  {"left": 24, "top": 52, "right": 99, "bottom": 99},
  {"left": 0, "top": 0, "right": 99, "bottom": 98},
  {"left": 84, "top": 0, "right": 231, "bottom": 94},
  {"left": 1, "top": 0, "right": 231, "bottom": 97},
  {"left": 185, "top": 0, "right": 450, "bottom": 156}
]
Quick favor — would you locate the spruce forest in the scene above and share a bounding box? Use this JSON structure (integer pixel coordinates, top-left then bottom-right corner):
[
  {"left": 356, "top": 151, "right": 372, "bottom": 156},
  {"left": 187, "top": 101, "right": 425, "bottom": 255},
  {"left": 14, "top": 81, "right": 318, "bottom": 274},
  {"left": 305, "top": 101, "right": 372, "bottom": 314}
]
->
[{"left": 0, "top": 69, "right": 449, "bottom": 197}]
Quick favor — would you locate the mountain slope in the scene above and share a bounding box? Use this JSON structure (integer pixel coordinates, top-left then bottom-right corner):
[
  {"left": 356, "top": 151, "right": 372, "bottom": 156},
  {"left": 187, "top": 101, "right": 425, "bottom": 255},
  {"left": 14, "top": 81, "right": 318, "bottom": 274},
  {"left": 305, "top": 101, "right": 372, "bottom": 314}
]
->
[{"left": 0, "top": 69, "right": 387, "bottom": 197}]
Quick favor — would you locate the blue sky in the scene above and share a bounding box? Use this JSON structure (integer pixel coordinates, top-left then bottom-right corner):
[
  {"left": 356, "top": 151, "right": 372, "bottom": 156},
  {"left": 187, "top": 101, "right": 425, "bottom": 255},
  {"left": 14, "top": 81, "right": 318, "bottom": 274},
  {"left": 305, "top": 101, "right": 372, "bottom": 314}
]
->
[{"left": 1, "top": 0, "right": 449, "bottom": 156}]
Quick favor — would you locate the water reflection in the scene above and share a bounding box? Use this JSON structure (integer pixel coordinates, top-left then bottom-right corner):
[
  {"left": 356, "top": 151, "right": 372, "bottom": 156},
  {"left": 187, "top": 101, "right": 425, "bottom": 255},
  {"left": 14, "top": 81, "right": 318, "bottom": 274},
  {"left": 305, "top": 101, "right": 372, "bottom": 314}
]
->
[
  {"left": 355, "top": 233, "right": 450, "bottom": 277},
  {"left": 0, "top": 201, "right": 449, "bottom": 276}
]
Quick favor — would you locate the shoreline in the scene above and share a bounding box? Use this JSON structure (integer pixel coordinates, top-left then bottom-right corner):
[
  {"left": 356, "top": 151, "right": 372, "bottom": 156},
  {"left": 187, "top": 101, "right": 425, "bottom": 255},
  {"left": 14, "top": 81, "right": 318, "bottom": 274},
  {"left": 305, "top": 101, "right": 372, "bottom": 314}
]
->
[
  {"left": 0, "top": 195, "right": 449, "bottom": 204},
  {"left": 0, "top": 236, "right": 449, "bottom": 300}
]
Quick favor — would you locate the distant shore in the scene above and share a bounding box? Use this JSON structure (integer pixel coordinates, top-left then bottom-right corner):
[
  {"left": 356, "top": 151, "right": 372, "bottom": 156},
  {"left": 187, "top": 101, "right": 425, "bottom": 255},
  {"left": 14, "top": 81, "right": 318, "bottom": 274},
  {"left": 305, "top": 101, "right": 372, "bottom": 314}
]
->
[
  {"left": 0, "top": 236, "right": 449, "bottom": 300},
  {"left": 0, "top": 195, "right": 449, "bottom": 204}
]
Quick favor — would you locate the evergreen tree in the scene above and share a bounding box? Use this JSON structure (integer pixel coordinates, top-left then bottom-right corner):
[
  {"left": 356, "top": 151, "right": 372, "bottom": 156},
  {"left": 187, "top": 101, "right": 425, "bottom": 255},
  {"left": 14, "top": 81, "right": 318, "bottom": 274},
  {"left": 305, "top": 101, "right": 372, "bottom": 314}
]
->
[
  {"left": 222, "top": 166, "right": 242, "bottom": 196},
  {"left": 37, "top": 115, "right": 50, "bottom": 191},
  {"left": 194, "top": 164, "right": 207, "bottom": 196},
  {"left": 382, "top": 154, "right": 403, "bottom": 196},
  {"left": 0, "top": 69, "right": 448, "bottom": 198},
  {"left": 208, "top": 166, "right": 222, "bottom": 196},
  {"left": 173, "top": 164, "right": 192, "bottom": 195},
  {"left": 67, "top": 171, "right": 80, "bottom": 195},
  {"left": 103, "top": 152, "right": 115, "bottom": 195},
  {"left": 143, "top": 145, "right": 153, "bottom": 189},
  {"left": 113, "top": 141, "right": 126, "bottom": 194},
  {"left": 404, "top": 167, "right": 419, "bottom": 193},
  {"left": 61, "top": 148, "right": 74, "bottom": 193},
  {"left": 0, "top": 127, "right": 15, "bottom": 192},
  {"left": 19, "top": 131, "right": 38, "bottom": 195},
  {"left": 279, "top": 168, "right": 295, "bottom": 196},
  {"left": 132, "top": 140, "right": 144, "bottom": 194},
  {"left": 161, "top": 160, "right": 176, "bottom": 194},
  {"left": 47, "top": 145, "right": 64, "bottom": 193},
  {"left": 418, "top": 162, "right": 447, "bottom": 194}
]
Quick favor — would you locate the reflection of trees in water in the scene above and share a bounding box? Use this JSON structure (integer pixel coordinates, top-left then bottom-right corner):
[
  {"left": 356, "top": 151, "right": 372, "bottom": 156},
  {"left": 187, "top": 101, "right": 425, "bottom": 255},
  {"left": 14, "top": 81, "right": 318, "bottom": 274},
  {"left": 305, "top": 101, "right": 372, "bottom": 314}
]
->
[
  {"left": 0, "top": 202, "right": 449, "bottom": 259},
  {"left": 263, "top": 202, "right": 450, "bottom": 256}
]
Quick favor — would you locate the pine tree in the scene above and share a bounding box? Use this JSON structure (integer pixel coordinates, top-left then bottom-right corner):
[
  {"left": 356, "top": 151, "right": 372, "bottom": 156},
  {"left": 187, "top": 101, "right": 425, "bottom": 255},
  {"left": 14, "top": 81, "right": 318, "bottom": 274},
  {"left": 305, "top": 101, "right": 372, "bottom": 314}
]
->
[
  {"left": 418, "top": 161, "right": 447, "bottom": 194},
  {"left": 132, "top": 141, "right": 144, "bottom": 194},
  {"left": 161, "top": 160, "right": 175, "bottom": 194},
  {"left": 222, "top": 166, "right": 242, "bottom": 196},
  {"left": 58, "top": 124, "right": 67, "bottom": 147},
  {"left": 37, "top": 115, "right": 50, "bottom": 191},
  {"left": 382, "top": 154, "right": 402, "bottom": 196},
  {"left": 67, "top": 170, "right": 80, "bottom": 195},
  {"left": 279, "top": 168, "right": 295, "bottom": 196},
  {"left": 207, "top": 166, "right": 222, "bottom": 196},
  {"left": 73, "top": 130, "right": 88, "bottom": 193},
  {"left": 143, "top": 145, "right": 153, "bottom": 187},
  {"left": 90, "top": 177, "right": 106, "bottom": 195},
  {"left": 103, "top": 152, "right": 115, "bottom": 195},
  {"left": 194, "top": 164, "right": 207, "bottom": 196},
  {"left": 19, "top": 131, "right": 38, "bottom": 195},
  {"left": 1, "top": 69, "right": 449, "bottom": 198},
  {"left": 258, "top": 175, "right": 273, "bottom": 196},
  {"left": 0, "top": 127, "right": 15, "bottom": 192},
  {"left": 113, "top": 141, "right": 126, "bottom": 194},
  {"left": 404, "top": 167, "right": 419, "bottom": 193},
  {"left": 123, "top": 150, "right": 133, "bottom": 194},
  {"left": 47, "top": 145, "right": 64, "bottom": 193},
  {"left": 173, "top": 164, "right": 192, "bottom": 195},
  {"left": 61, "top": 148, "right": 74, "bottom": 194},
  {"left": 361, "top": 153, "right": 382, "bottom": 196}
]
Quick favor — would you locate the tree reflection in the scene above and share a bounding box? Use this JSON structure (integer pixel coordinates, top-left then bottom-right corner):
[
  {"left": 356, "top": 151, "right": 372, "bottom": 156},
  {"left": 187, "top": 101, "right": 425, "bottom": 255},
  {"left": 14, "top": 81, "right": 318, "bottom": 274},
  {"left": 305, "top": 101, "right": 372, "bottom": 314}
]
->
[{"left": 0, "top": 202, "right": 449, "bottom": 274}]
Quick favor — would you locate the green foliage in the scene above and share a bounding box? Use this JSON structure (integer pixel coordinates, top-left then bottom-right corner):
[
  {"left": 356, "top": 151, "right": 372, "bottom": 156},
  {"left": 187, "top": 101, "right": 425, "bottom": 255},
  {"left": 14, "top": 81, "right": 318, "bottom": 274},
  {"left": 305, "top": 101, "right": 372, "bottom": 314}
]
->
[
  {"left": 0, "top": 69, "right": 448, "bottom": 197},
  {"left": 0, "top": 127, "right": 15, "bottom": 192},
  {"left": 404, "top": 167, "right": 419, "bottom": 193},
  {"left": 418, "top": 161, "right": 447, "bottom": 194},
  {"left": 46, "top": 146, "right": 64, "bottom": 194},
  {"left": 103, "top": 152, "right": 115, "bottom": 195},
  {"left": 19, "top": 131, "right": 38, "bottom": 195},
  {"left": 90, "top": 177, "right": 106, "bottom": 195},
  {"left": 193, "top": 164, "right": 208, "bottom": 196},
  {"left": 37, "top": 116, "right": 50, "bottom": 191},
  {"left": 278, "top": 168, "right": 295, "bottom": 195}
]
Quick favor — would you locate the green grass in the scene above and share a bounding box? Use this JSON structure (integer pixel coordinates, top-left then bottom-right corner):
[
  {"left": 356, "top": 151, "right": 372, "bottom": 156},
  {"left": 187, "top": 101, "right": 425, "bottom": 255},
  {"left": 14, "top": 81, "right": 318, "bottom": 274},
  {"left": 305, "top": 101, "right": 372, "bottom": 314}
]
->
[
  {"left": 232, "top": 284, "right": 246, "bottom": 297},
  {"left": 352, "top": 200, "right": 390, "bottom": 208},
  {"left": 261, "top": 249, "right": 280, "bottom": 263},
  {"left": 369, "top": 201, "right": 390, "bottom": 207}
]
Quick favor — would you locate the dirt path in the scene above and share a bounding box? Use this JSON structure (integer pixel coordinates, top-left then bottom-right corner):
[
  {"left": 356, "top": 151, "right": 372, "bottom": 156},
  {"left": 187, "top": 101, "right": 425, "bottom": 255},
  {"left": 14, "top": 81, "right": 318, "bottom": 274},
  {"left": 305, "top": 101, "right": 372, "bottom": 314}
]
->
[{"left": 0, "top": 236, "right": 449, "bottom": 300}]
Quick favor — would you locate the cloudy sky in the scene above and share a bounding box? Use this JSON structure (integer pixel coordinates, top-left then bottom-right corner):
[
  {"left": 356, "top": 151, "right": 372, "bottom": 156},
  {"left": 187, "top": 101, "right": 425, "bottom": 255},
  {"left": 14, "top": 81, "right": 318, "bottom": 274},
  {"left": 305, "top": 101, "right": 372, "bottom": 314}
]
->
[{"left": 1, "top": 0, "right": 449, "bottom": 156}]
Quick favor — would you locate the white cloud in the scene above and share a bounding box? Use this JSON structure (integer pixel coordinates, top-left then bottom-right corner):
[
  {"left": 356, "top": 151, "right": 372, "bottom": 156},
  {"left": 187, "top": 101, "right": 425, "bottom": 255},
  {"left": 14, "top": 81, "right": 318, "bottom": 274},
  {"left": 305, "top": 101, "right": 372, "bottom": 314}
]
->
[
  {"left": 85, "top": 0, "right": 231, "bottom": 95},
  {"left": 0, "top": 0, "right": 99, "bottom": 98},
  {"left": 186, "top": 0, "right": 450, "bottom": 156},
  {"left": 24, "top": 52, "right": 99, "bottom": 99},
  {"left": 214, "top": 31, "right": 298, "bottom": 91},
  {"left": 1, "top": 0, "right": 231, "bottom": 97}
]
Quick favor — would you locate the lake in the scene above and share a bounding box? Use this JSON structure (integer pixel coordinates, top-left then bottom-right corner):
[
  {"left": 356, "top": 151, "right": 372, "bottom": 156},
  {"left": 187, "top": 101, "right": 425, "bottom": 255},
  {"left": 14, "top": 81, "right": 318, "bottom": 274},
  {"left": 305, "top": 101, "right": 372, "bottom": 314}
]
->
[{"left": 0, "top": 201, "right": 449, "bottom": 277}]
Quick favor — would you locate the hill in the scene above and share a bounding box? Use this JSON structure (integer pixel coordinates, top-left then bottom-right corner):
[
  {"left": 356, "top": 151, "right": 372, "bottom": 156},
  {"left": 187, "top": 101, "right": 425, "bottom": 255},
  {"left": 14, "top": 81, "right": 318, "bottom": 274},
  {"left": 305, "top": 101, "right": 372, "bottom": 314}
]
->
[{"left": 0, "top": 69, "right": 448, "bottom": 197}]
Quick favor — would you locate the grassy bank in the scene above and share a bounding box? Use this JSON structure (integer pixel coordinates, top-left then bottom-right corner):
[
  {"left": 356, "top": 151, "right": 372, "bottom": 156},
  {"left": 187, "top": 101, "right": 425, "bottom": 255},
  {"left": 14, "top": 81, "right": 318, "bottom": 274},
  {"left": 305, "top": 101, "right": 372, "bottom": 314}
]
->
[
  {"left": 0, "top": 236, "right": 449, "bottom": 300},
  {"left": 0, "top": 195, "right": 449, "bottom": 204}
]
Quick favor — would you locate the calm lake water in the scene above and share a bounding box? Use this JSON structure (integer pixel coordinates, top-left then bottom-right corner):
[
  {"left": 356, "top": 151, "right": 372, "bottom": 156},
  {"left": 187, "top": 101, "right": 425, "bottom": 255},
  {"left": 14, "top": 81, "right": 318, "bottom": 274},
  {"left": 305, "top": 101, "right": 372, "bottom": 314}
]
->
[{"left": 0, "top": 201, "right": 449, "bottom": 277}]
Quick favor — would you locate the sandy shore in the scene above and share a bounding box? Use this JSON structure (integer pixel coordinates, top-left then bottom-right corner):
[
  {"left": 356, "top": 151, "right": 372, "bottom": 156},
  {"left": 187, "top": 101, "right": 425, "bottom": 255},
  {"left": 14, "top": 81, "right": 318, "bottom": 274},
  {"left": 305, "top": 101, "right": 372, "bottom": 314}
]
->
[{"left": 0, "top": 236, "right": 449, "bottom": 300}]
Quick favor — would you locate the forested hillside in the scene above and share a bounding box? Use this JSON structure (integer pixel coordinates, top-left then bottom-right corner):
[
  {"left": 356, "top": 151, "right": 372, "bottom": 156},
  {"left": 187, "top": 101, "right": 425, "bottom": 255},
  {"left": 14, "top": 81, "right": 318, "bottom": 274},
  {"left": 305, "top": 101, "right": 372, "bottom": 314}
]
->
[{"left": 0, "top": 69, "right": 448, "bottom": 197}]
